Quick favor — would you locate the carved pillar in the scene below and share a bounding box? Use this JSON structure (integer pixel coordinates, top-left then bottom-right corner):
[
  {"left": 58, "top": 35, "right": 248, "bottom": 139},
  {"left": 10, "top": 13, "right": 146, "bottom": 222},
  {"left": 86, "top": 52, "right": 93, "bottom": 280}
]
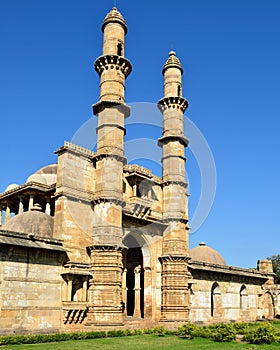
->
[
  {"left": 144, "top": 267, "right": 152, "bottom": 318},
  {"left": 18, "top": 196, "right": 24, "bottom": 214},
  {"left": 122, "top": 268, "right": 127, "bottom": 315},
  {"left": 45, "top": 199, "right": 51, "bottom": 215},
  {"left": 67, "top": 279, "right": 73, "bottom": 301},
  {"left": 4, "top": 204, "right": 11, "bottom": 223},
  {"left": 134, "top": 265, "right": 142, "bottom": 318},
  {"left": 28, "top": 193, "right": 34, "bottom": 211}
]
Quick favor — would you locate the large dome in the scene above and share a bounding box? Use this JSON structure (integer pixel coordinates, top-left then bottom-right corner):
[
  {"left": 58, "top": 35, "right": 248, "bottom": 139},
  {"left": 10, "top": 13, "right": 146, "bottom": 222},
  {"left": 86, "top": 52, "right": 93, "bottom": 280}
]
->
[
  {"left": 2, "top": 205, "right": 54, "bottom": 238},
  {"left": 189, "top": 242, "right": 226, "bottom": 266},
  {"left": 26, "top": 164, "right": 57, "bottom": 186}
]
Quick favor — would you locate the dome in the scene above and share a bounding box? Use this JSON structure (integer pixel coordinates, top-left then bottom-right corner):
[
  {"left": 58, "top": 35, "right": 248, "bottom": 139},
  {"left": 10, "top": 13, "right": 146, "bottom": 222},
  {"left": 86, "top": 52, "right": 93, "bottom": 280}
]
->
[
  {"left": 162, "top": 51, "right": 183, "bottom": 75},
  {"left": 189, "top": 242, "right": 226, "bottom": 266},
  {"left": 2, "top": 205, "right": 54, "bottom": 238},
  {"left": 26, "top": 164, "right": 57, "bottom": 185},
  {"left": 35, "top": 164, "right": 57, "bottom": 175},
  {"left": 4, "top": 184, "right": 19, "bottom": 192},
  {"left": 102, "top": 7, "right": 127, "bottom": 34}
]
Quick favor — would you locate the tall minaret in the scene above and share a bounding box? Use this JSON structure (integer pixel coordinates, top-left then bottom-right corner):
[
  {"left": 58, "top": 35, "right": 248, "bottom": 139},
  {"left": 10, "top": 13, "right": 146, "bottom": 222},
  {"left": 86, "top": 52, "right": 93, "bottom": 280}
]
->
[
  {"left": 158, "top": 51, "right": 190, "bottom": 322},
  {"left": 88, "top": 8, "right": 131, "bottom": 326}
]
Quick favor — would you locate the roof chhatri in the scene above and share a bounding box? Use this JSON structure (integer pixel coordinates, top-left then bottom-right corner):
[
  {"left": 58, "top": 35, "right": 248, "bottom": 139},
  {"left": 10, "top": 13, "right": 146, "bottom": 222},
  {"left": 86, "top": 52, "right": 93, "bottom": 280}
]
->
[
  {"left": 162, "top": 51, "right": 183, "bottom": 75},
  {"left": 102, "top": 7, "right": 128, "bottom": 34}
]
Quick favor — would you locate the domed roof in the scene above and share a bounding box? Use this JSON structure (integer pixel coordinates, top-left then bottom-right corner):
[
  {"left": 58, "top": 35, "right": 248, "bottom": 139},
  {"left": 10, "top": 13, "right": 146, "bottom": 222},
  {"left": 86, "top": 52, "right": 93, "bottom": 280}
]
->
[
  {"left": 102, "top": 7, "right": 127, "bottom": 34},
  {"left": 162, "top": 51, "right": 183, "bottom": 75},
  {"left": 2, "top": 205, "right": 54, "bottom": 238},
  {"left": 4, "top": 183, "right": 19, "bottom": 192},
  {"left": 35, "top": 164, "right": 57, "bottom": 175},
  {"left": 189, "top": 242, "right": 226, "bottom": 266},
  {"left": 26, "top": 164, "right": 57, "bottom": 186}
]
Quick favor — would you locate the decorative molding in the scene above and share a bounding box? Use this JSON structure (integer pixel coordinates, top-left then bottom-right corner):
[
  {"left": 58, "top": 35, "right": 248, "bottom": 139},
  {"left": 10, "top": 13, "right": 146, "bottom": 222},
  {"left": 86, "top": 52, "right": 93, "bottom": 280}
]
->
[
  {"left": 158, "top": 96, "right": 188, "bottom": 113},
  {"left": 94, "top": 55, "right": 132, "bottom": 78}
]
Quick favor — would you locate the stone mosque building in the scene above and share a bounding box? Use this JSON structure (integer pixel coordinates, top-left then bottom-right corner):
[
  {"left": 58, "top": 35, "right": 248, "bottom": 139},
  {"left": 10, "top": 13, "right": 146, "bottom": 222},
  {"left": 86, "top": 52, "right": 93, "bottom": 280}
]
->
[{"left": 0, "top": 8, "right": 279, "bottom": 335}]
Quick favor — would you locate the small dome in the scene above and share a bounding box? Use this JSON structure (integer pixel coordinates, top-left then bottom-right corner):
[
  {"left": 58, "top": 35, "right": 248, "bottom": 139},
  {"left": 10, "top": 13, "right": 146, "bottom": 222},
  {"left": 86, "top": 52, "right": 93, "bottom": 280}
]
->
[
  {"left": 189, "top": 242, "right": 226, "bottom": 266},
  {"left": 162, "top": 51, "right": 183, "bottom": 75},
  {"left": 4, "top": 184, "right": 19, "bottom": 192},
  {"left": 102, "top": 7, "right": 127, "bottom": 34},
  {"left": 2, "top": 206, "right": 54, "bottom": 238}
]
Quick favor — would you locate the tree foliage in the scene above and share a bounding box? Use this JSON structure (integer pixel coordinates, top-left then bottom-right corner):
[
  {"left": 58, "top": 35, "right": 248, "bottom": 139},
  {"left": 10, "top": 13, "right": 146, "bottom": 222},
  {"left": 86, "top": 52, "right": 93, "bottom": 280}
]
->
[{"left": 267, "top": 254, "right": 280, "bottom": 283}]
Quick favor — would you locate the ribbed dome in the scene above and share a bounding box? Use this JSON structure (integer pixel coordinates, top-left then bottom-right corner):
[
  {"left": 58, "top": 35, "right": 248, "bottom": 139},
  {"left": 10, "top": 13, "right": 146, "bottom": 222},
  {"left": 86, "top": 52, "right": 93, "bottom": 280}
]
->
[
  {"left": 26, "top": 164, "right": 57, "bottom": 186},
  {"left": 162, "top": 51, "right": 183, "bottom": 75},
  {"left": 102, "top": 7, "right": 127, "bottom": 34},
  {"left": 2, "top": 205, "right": 54, "bottom": 238},
  {"left": 189, "top": 242, "right": 226, "bottom": 266}
]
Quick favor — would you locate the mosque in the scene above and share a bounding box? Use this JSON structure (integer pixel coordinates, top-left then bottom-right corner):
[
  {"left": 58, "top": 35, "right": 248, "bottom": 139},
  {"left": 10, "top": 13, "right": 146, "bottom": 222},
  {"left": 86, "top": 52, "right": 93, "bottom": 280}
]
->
[{"left": 0, "top": 7, "right": 279, "bottom": 335}]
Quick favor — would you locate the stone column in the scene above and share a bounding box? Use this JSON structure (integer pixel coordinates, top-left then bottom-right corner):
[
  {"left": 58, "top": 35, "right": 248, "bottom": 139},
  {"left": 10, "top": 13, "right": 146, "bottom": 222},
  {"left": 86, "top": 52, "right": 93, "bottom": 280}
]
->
[
  {"left": 67, "top": 279, "right": 73, "bottom": 301},
  {"left": 28, "top": 193, "right": 34, "bottom": 211},
  {"left": 4, "top": 204, "right": 11, "bottom": 223},
  {"left": 82, "top": 279, "right": 88, "bottom": 302},
  {"left": 133, "top": 183, "right": 137, "bottom": 197},
  {"left": 18, "top": 196, "right": 24, "bottom": 214},
  {"left": 144, "top": 267, "right": 152, "bottom": 318},
  {"left": 134, "top": 265, "right": 142, "bottom": 318},
  {"left": 45, "top": 199, "right": 51, "bottom": 215},
  {"left": 122, "top": 268, "right": 127, "bottom": 315}
]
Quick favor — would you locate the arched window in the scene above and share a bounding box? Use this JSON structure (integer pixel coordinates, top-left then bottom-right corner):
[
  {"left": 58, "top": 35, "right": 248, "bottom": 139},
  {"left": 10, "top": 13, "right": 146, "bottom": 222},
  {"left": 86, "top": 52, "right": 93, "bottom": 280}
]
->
[
  {"left": 117, "top": 43, "right": 123, "bottom": 56},
  {"left": 211, "top": 282, "right": 221, "bottom": 317},
  {"left": 240, "top": 285, "right": 248, "bottom": 310}
]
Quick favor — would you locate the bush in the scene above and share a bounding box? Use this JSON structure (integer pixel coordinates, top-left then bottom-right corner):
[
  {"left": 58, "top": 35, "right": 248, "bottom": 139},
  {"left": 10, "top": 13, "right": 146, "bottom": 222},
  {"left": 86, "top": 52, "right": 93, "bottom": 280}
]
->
[
  {"left": 177, "top": 323, "right": 198, "bottom": 339},
  {"left": 192, "top": 325, "right": 213, "bottom": 339},
  {"left": 233, "top": 322, "right": 249, "bottom": 334},
  {"left": 211, "top": 323, "right": 236, "bottom": 342},
  {"left": 153, "top": 326, "right": 166, "bottom": 336},
  {"left": 107, "top": 330, "right": 125, "bottom": 337},
  {"left": 244, "top": 323, "right": 276, "bottom": 344},
  {"left": 143, "top": 328, "right": 154, "bottom": 334}
]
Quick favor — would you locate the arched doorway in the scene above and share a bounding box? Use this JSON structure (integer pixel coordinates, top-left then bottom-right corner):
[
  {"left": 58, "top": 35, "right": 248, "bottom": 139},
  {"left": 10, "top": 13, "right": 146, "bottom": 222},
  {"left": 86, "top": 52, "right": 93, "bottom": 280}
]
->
[
  {"left": 123, "top": 233, "right": 151, "bottom": 318},
  {"left": 262, "top": 292, "right": 274, "bottom": 319},
  {"left": 211, "top": 282, "right": 221, "bottom": 317}
]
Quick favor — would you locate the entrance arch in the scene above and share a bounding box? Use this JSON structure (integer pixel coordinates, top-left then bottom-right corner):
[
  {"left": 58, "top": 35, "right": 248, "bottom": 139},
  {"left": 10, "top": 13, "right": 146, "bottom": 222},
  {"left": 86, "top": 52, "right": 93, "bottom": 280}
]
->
[
  {"left": 262, "top": 292, "right": 274, "bottom": 319},
  {"left": 123, "top": 233, "right": 151, "bottom": 318}
]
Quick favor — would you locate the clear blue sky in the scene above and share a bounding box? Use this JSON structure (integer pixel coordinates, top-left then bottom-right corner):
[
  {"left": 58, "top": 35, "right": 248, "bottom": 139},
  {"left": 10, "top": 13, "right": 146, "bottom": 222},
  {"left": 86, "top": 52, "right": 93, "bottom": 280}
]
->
[{"left": 1, "top": 0, "right": 280, "bottom": 268}]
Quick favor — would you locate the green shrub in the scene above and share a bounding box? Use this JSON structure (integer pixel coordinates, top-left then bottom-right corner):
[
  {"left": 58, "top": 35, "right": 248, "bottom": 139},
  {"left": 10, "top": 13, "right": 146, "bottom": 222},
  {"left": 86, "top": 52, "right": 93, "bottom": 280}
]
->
[
  {"left": 191, "top": 325, "right": 213, "bottom": 339},
  {"left": 211, "top": 323, "right": 236, "bottom": 342},
  {"left": 123, "top": 329, "right": 133, "bottom": 336},
  {"left": 153, "top": 326, "right": 166, "bottom": 336},
  {"left": 244, "top": 323, "right": 276, "bottom": 344},
  {"left": 143, "top": 328, "right": 154, "bottom": 334},
  {"left": 177, "top": 323, "right": 198, "bottom": 339},
  {"left": 233, "top": 322, "right": 249, "bottom": 334},
  {"left": 107, "top": 330, "right": 125, "bottom": 337},
  {"left": 132, "top": 329, "right": 142, "bottom": 335}
]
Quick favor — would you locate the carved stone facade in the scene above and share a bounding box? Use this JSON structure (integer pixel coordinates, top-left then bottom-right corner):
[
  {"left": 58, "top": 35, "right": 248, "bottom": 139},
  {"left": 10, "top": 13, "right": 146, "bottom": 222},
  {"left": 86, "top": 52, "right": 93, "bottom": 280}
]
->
[{"left": 0, "top": 7, "right": 280, "bottom": 335}]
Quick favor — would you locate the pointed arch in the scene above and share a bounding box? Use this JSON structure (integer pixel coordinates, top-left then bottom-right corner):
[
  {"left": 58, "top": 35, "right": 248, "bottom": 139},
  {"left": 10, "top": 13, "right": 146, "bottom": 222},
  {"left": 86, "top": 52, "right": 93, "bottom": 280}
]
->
[
  {"left": 211, "top": 282, "right": 221, "bottom": 317},
  {"left": 240, "top": 284, "right": 248, "bottom": 310}
]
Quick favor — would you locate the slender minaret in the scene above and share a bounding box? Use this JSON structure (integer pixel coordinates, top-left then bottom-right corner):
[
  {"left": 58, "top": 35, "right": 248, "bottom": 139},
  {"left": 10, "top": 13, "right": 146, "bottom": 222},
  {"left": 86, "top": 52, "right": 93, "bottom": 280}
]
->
[
  {"left": 88, "top": 7, "right": 131, "bottom": 326},
  {"left": 158, "top": 51, "right": 190, "bottom": 322}
]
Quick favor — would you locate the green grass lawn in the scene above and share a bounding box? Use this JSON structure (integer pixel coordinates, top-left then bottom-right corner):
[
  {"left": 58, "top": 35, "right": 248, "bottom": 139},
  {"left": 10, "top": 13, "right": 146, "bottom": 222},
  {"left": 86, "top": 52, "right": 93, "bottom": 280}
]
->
[{"left": 1, "top": 335, "right": 280, "bottom": 350}]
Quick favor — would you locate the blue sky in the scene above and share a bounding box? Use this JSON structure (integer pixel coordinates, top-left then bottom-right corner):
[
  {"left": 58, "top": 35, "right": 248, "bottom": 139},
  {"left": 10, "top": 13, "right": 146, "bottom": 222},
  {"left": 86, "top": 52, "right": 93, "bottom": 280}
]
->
[{"left": 1, "top": 0, "right": 280, "bottom": 268}]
